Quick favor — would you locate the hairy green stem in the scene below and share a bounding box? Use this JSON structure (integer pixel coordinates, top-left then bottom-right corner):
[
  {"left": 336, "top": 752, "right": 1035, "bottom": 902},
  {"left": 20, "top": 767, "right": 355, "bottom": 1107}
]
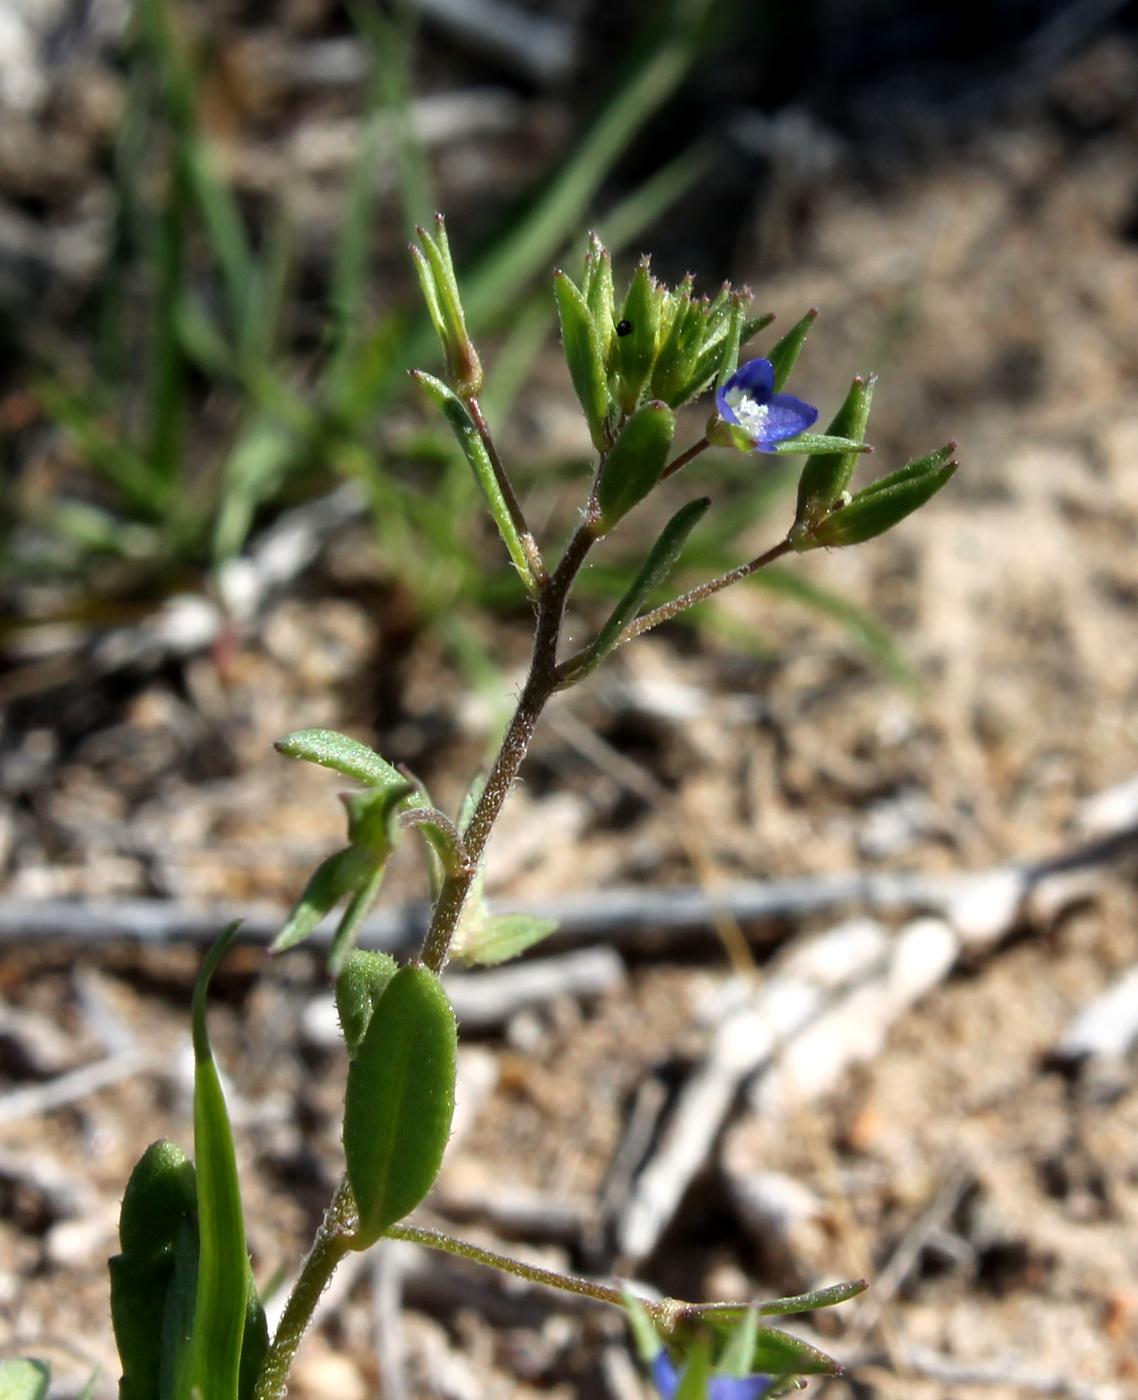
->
[
  {"left": 419, "top": 515, "right": 598, "bottom": 972},
  {"left": 386, "top": 1222, "right": 628, "bottom": 1309},
  {"left": 252, "top": 1178, "right": 356, "bottom": 1400},
  {"left": 659, "top": 434, "right": 710, "bottom": 480},
  {"left": 611, "top": 536, "right": 792, "bottom": 646}
]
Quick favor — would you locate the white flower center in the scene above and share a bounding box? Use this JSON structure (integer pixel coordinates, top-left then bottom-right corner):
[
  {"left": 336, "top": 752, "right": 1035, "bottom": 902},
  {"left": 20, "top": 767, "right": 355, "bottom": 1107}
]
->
[{"left": 724, "top": 386, "right": 770, "bottom": 441}]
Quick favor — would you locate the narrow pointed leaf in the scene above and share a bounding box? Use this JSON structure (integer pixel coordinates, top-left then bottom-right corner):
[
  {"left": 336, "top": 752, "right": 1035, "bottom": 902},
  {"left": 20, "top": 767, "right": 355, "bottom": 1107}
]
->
[
  {"left": 564, "top": 496, "right": 710, "bottom": 683},
  {"left": 699, "top": 1279, "right": 869, "bottom": 1321},
  {"left": 806, "top": 461, "right": 957, "bottom": 548},
  {"left": 851, "top": 441, "right": 956, "bottom": 500},
  {"left": 740, "top": 311, "right": 775, "bottom": 344},
  {"left": 411, "top": 370, "right": 537, "bottom": 593},
  {"left": 275, "top": 728, "right": 404, "bottom": 792},
  {"left": 769, "top": 432, "right": 871, "bottom": 456},
  {"left": 766, "top": 309, "right": 816, "bottom": 390},
  {"left": 271, "top": 845, "right": 373, "bottom": 954},
  {"left": 792, "top": 374, "right": 876, "bottom": 539},
  {"left": 584, "top": 234, "right": 616, "bottom": 368},
  {"left": 179, "top": 923, "right": 249, "bottom": 1400},
  {"left": 554, "top": 271, "right": 610, "bottom": 452},
  {"left": 596, "top": 400, "right": 676, "bottom": 531},
  {"left": 714, "top": 295, "right": 746, "bottom": 391},
  {"left": 344, "top": 965, "right": 457, "bottom": 1248},
  {"left": 616, "top": 258, "right": 659, "bottom": 412},
  {"left": 327, "top": 863, "right": 388, "bottom": 975}
]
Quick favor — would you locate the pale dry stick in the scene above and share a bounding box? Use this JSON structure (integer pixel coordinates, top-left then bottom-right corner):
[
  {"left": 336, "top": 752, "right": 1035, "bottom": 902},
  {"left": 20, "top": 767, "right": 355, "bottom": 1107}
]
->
[
  {"left": 832, "top": 1163, "right": 975, "bottom": 1383},
  {"left": 7, "top": 813, "right": 1135, "bottom": 950},
  {"left": 546, "top": 701, "right": 880, "bottom": 1304},
  {"left": 886, "top": 1343, "right": 1113, "bottom": 1400},
  {"left": 0, "top": 1048, "right": 157, "bottom": 1128}
]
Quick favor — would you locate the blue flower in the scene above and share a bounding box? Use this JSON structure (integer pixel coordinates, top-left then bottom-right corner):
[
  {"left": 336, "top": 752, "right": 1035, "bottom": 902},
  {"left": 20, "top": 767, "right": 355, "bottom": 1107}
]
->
[
  {"left": 715, "top": 358, "right": 818, "bottom": 452},
  {"left": 652, "top": 1352, "right": 774, "bottom": 1399}
]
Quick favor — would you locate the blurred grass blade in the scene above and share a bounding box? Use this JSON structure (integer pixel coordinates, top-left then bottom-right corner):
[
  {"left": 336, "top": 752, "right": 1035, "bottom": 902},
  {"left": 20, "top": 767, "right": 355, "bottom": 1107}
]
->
[
  {"left": 756, "top": 566, "right": 914, "bottom": 684},
  {"left": 594, "top": 144, "right": 709, "bottom": 256},
  {"left": 460, "top": 0, "right": 716, "bottom": 328},
  {"left": 181, "top": 923, "right": 249, "bottom": 1400},
  {"left": 0, "top": 1360, "right": 51, "bottom": 1400}
]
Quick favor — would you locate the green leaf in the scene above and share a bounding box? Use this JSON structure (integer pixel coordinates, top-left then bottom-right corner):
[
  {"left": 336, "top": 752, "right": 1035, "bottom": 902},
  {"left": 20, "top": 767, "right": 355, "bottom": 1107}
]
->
[
  {"left": 615, "top": 257, "right": 660, "bottom": 413},
  {"left": 237, "top": 1274, "right": 268, "bottom": 1400},
  {"left": 415, "top": 215, "right": 482, "bottom": 395},
  {"left": 344, "top": 965, "right": 458, "bottom": 1248},
  {"left": 675, "top": 1317, "right": 842, "bottom": 1378},
  {"left": 110, "top": 1141, "right": 198, "bottom": 1400},
  {"left": 118, "top": 1139, "right": 198, "bottom": 1259},
  {"left": 161, "top": 1218, "right": 198, "bottom": 1400},
  {"left": 451, "top": 912, "right": 559, "bottom": 967},
  {"left": 792, "top": 374, "right": 876, "bottom": 541},
  {"left": 335, "top": 951, "right": 399, "bottom": 1057},
  {"left": 411, "top": 370, "right": 537, "bottom": 594},
  {"left": 766, "top": 309, "right": 816, "bottom": 391},
  {"left": 274, "top": 728, "right": 405, "bottom": 792},
  {"left": 805, "top": 455, "right": 957, "bottom": 549},
  {"left": 563, "top": 496, "right": 711, "bottom": 684},
  {"left": 583, "top": 232, "right": 616, "bottom": 369},
  {"left": 714, "top": 294, "right": 746, "bottom": 392},
  {"left": 596, "top": 400, "right": 676, "bottom": 531},
  {"left": 768, "top": 432, "right": 872, "bottom": 456},
  {"left": 850, "top": 441, "right": 956, "bottom": 501},
  {"left": 740, "top": 312, "right": 776, "bottom": 345},
  {"left": 0, "top": 1360, "right": 51, "bottom": 1400},
  {"left": 702, "top": 1278, "right": 869, "bottom": 1321},
  {"left": 180, "top": 924, "right": 251, "bottom": 1400},
  {"left": 554, "top": 270, "right": 611, "bottom": 452},
  {"left": 271, "top": 845, "right": 375, "bottom": 955},
  {"left": 327, "top": 863, "right": 388, "bottom": 976}
]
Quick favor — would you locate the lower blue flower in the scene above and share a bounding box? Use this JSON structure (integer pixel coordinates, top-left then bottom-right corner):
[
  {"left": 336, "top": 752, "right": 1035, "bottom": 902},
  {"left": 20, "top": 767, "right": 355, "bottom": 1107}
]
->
[
  {"left": 715, "top": 358, "right": 817, "bottom": 452},
  {"left": 652, "top": 1352, "right": 774, "bottom": 1399}
]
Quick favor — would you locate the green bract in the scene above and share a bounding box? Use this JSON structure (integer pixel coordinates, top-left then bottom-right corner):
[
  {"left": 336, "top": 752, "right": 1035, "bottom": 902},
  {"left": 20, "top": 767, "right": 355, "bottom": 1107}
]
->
[
  {"left": 793, "top": 443, "right": 958, "bottom": 550},
  {"left": 555, "top": 270, "right": 611, "bottom": 452},
  {"left": 596, "top": 400, "right": 677, "bottom": 531},
  {"left": 791, "top": 373, "right": 877, "bottom": 541}
]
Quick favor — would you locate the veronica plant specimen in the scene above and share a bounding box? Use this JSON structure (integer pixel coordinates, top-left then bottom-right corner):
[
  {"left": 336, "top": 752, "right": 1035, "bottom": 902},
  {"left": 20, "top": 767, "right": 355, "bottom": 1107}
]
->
[{"left": 92, "top": 220, "right": 955, "bottom": 1400}]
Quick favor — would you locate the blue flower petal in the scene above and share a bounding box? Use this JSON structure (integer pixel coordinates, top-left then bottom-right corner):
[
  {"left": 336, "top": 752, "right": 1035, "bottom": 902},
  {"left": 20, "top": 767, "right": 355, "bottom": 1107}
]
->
[
  {"left": 730, "top": 358, "right": 776, "bottom": 398},
  {"left": 652, "top": 1351, "right": 682, "bottom": 1397},
  {"left": 752, "top": 392, "right": 818, "bottom": 451},
  {"left": 708, "top": 1373, "right": 775, "bottom": 1399},
  {"left": 652, "top": 1351, "right": 774, "bottom": 1399}
]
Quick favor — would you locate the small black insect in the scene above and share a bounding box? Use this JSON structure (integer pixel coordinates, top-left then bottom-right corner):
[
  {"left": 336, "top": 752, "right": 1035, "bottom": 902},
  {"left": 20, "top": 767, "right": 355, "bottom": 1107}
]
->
[{"left": 616, "top": 319, "right": 633, "bottom": 337}]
